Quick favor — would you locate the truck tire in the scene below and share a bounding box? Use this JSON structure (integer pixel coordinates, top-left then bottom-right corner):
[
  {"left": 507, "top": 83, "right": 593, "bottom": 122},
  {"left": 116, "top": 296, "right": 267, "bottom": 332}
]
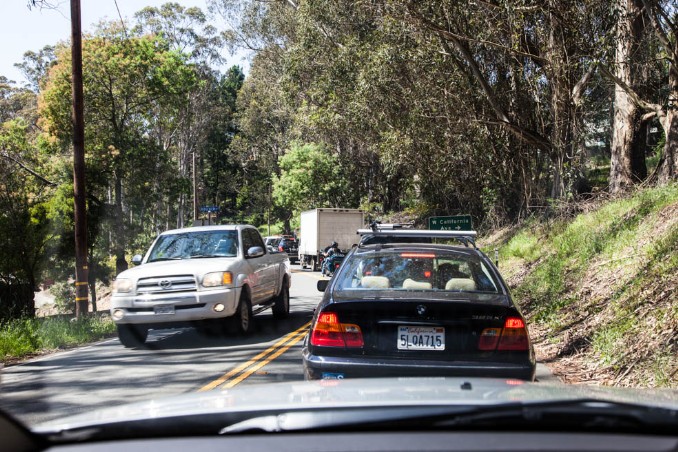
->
[
  {"left": 117, "top": 324, "right": 148, "bottom": 348},
  {"left": 272, "top": 278, "right": 290, "bottom": 319},
  {"left": 230, "top": 292, "right": 253, "bottom": 335}
]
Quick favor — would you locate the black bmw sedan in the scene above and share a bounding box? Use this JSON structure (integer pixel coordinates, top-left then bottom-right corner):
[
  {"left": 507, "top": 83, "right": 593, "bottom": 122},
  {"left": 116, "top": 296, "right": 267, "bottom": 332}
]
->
[{"left": 302, "top": 229, "right": 536, "bottom": 381}]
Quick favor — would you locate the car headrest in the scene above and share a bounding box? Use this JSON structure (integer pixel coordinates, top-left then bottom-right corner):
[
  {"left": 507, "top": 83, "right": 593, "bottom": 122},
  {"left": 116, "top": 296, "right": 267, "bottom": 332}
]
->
[
  {"left": 445, "top": 278, "right": 476, "bottom": 291},
  {"left": 361, "top": 276, "right": 390, "bottom": 289},
  {"left": 402, "top": 278, "right": 432, "bottom": 290}
]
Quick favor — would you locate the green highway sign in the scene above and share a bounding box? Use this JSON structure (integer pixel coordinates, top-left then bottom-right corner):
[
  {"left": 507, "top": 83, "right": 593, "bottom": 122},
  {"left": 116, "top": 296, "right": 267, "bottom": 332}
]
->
[{"left": 428, "top": 215, "right": 473, "bottom": 231}]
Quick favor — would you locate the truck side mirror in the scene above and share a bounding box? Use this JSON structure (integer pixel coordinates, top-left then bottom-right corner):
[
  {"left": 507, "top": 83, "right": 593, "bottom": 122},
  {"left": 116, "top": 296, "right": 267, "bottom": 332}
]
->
[
  {"left": 131, "top": 255, "right": 143, "bottom": 266},
  {"left": 247, "top": 246, "right": 265, "bottom": 258}
]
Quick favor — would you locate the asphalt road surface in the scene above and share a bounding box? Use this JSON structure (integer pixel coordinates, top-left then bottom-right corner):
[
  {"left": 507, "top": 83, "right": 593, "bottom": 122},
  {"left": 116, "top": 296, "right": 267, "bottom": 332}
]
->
[{"left": 0, "top": 269, "right": 556, "bottom": 427}]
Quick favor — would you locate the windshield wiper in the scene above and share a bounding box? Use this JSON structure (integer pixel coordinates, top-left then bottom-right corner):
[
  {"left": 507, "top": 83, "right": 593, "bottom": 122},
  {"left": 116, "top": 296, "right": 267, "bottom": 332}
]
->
[
  {"left": 220, "top": 400, "right": 678, "bottom": 435},
  {"left": 148, "top": 257, "right": 183, "bottom": 262},
  {"left": 188, "top": 254, "right": 233, "bottom": 259}
]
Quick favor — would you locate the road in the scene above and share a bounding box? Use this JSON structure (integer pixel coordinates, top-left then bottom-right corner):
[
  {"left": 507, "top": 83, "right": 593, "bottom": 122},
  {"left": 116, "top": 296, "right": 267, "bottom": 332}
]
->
[{"left": 0, "top": 269, "right": 556, "bottom": 427}]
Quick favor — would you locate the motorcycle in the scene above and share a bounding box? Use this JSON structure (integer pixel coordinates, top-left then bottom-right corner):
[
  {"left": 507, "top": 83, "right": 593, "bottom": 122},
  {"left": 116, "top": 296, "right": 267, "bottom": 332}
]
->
[{"left": 321, "top": 251, "right": 345, "bottom": 277}]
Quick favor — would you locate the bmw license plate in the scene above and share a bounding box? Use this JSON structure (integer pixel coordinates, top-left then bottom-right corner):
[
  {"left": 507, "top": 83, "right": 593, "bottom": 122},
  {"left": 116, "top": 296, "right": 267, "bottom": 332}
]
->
[
  {"left": 397, "top": 326, "right": 445, "bottom": 350},
  {"left": 154, "top": 304, "right": 175, "bottom": 315}
]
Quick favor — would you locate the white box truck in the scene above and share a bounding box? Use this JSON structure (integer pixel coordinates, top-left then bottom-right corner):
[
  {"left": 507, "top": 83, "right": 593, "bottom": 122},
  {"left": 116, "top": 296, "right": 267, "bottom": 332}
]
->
[{"left": 299, "top": 208, "right": 365, "bottom": 271}]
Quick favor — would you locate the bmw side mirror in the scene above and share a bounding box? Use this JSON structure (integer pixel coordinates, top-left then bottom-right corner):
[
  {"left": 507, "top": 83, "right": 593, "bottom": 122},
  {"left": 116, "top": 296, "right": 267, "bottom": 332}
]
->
[{"left": 317, "top": 280, "right": 329, "bottom": 292}]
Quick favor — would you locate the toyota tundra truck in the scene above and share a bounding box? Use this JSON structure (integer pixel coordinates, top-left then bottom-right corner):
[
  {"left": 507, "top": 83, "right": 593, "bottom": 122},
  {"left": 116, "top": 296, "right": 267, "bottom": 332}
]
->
[{"left": 110, "top": 225, "right": 291, "bottom": 347}]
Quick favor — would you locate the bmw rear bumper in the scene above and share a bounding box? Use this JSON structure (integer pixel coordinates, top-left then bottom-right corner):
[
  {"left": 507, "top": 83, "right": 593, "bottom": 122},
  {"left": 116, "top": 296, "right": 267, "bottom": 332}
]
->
[{"left": 302, "top": 350, "right": 536, "bottom": 381}]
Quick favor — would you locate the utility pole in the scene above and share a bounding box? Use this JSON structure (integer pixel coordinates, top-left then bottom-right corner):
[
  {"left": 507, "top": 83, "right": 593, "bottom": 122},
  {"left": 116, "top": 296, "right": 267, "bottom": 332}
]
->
[
  {"left": 193, "top": 151, "right": 198, "bottom": 223},
  {"left": 71, "top": 0, "right": 89, "bottom": 316}
]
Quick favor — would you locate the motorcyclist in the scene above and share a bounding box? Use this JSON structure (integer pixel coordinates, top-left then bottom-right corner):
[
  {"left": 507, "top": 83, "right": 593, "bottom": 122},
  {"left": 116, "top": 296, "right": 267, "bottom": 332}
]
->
[
  {"left": 321, "top": 241, "right": 341, "bottom": 275},
  {"left": 324, "top": 241, "right": 340, "bottom": 256}
]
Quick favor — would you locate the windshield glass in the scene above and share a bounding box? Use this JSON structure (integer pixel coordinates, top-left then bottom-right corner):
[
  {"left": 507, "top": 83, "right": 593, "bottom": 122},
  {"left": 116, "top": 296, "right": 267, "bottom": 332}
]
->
[
  {"left": 0, "top": 0, "right": 676, "bottom": 445},
  {"left": 148, "top": 230, "right": 238, "bottom": 261},
  {"left": 335, "top": 250, "right": 500, "bottom": 293}
]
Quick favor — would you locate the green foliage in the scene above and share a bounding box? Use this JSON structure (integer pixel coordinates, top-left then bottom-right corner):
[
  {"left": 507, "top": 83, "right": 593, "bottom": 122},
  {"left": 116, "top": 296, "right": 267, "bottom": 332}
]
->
[
  {"left": 0, "top": 316, "right": 116, "bottom": 360},
  {"left": 272, "top": 142, "right": 348, "bottom": 213},
  {"left": 0, "top": 319, "right": 40, "bottom": 358},
  {"left": 0, "top": 118, "right": 54, "bottom": 287},
  {"left": 501, "top": 231, "right": 541, "bottom": 262},
  {"left": 501, "top": 184, "right": 678, "bottom": 386},
  {"left": 49, "top": 281, "right": 75, "bottom": 315}
]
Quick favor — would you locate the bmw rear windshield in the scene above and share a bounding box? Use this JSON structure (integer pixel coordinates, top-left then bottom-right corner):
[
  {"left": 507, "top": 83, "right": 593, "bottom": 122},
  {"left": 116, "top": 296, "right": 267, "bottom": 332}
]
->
[{"left": 333, "top": 250, "right": 502, "bottom": 294}]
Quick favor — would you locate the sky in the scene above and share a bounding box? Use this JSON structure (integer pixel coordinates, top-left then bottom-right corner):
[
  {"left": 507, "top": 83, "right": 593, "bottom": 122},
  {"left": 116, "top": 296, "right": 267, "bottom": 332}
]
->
[{"left": 1, "top": 0, "right": 245, "bottom": 86}]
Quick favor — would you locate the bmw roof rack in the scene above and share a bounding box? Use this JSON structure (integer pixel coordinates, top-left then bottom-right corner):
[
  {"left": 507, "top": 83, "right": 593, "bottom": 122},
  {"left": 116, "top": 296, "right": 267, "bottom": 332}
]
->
[{"left": 357, "top": 223, "right": 478, "bottom": 248}]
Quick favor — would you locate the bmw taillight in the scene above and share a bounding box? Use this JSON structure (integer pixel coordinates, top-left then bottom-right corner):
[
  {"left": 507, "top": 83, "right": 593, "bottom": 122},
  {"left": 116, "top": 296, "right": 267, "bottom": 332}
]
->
[
  {"left": 479, "top": 317, "right": 529, "bottom": 351},
  {"left": 310, "top": 311, "right": 364, "bottom": 348}
]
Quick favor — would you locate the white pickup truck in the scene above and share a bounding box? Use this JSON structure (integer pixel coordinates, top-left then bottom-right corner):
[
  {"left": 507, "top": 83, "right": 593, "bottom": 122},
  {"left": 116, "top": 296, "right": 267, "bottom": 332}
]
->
[{"left": 110, "top": 225, "right": 291, "bottom": 347}]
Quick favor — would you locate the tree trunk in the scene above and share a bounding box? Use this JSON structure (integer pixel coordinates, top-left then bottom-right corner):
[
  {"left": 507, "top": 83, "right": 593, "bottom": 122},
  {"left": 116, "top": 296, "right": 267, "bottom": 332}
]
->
[
  {"left": 89, "top": 280, "right": 97, "bottom": 313},
  {"left": 610, "top": 0, "right": 644, "bottom": 193},
  {"left": 547, "top": 4, "right": 572, "bottom": 200},
  {"left": 114, "top": 175, "right": 127, "bottom": 275},
  {"left": 657, "top": 52, "right": 678, "bottom": 183}
]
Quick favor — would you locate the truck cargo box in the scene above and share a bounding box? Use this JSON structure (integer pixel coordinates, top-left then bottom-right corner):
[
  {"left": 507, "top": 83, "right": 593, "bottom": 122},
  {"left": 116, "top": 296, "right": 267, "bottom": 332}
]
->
[{"left": 299, "top": 208, "right": 364, "bottom": 271}]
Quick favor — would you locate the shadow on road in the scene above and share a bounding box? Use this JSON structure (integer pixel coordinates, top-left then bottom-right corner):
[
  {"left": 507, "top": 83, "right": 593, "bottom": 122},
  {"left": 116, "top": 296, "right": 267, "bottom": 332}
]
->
[{"left": 141, "top": 309, "right": 313, "bottom": 351}]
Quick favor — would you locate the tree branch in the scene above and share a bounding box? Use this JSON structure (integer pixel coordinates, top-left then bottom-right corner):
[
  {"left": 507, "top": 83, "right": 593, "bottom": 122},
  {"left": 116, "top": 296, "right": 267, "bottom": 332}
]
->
[
  {"left": 0, "top": 150, "right": 57, "bottom": 186},
  {"left": 641, "top": 0, "right": 678, "bottom": 64},
  {"left": 598, "top": 64, "right": 665, "bottom": 119}
]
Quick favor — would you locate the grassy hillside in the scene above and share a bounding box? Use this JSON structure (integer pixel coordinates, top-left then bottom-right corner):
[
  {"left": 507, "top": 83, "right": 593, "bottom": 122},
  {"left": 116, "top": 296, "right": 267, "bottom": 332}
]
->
[{"left": 485, "top": 184, "right": 677, "bottom": 388}]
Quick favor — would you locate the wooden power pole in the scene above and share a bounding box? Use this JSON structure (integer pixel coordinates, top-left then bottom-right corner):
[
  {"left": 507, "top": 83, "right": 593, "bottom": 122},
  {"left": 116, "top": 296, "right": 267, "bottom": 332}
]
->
[{"left": 71, "top": 0, "right": 89, "bottom": 316}]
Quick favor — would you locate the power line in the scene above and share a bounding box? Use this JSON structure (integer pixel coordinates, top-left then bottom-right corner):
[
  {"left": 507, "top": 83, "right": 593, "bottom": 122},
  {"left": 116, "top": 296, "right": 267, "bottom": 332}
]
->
[{"left": 112, "top": 0, "right": 128, "bottom": 37}]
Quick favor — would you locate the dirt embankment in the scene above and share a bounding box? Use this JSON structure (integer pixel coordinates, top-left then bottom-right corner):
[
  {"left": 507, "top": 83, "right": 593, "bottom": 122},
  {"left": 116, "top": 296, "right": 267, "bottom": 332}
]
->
[{"left": 500, "top": 199, "right": 677, "bottom": 388}]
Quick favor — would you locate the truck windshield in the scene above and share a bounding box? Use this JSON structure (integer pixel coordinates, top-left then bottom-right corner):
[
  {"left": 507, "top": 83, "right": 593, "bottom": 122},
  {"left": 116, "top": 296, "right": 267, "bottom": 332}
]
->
[{"left": 147, "top": 230, "right": 239, "bottom": 261}]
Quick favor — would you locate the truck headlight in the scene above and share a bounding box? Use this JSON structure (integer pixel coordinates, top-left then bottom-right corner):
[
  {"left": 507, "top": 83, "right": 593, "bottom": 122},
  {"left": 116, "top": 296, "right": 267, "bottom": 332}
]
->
[
  {"left": 113, "top": 278, "right": 133, "bottom": 294},
  {"left": 202, "top": 272, "right": 233, "bottom": 287}
]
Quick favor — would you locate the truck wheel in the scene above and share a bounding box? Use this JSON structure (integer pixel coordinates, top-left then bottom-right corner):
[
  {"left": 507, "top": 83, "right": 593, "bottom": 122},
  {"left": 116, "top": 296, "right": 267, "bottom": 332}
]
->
[
  {"left": 231, "top": 293, "right": 253, "bottom": 335},
  {"left": 117, "top": 324, "right": 148, "bottom": 348},
  {"left": 272, "top": 279, "right": 290, "bottom": 319}
]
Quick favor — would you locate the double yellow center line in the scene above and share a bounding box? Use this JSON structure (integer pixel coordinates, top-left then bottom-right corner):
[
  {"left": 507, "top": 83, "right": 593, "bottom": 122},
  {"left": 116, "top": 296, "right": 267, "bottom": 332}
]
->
[{"left": 199, "top": 321, "right": 311, "bottom": 391}]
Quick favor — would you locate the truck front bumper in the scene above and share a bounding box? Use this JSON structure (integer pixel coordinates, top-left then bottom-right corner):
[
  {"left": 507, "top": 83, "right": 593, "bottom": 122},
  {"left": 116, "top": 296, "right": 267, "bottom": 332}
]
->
[{"left": 110, "top": 286, "right": 240, "bottom": 325}]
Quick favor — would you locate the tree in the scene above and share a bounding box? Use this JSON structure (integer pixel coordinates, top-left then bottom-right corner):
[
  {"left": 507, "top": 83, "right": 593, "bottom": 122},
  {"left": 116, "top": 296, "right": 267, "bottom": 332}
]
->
[
  {"left": 15, "top": 45, "right": 56, "bottom": 92},
  {"left": 604, "top": 0, "right": 677, "bottom": 185},
  {"left": 39, "top": 27, "right": 198, "bottom": 273},
  {"left": 0, "top": 119, "right": 54, "bottom": 315},
  {"left": 272, "top": 143, "right": 347, "bottom": 215}
]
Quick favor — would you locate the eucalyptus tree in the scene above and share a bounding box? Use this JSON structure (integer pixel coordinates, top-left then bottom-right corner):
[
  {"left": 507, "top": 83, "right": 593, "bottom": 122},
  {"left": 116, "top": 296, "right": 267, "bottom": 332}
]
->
[
  {"left": 134, "top": 4, "right": 238, "bottom": 228},
  {"left": 39, "top": 26, "right": 197, "bottom": 273},
  {"left": 15, "top": 45, "right": 56, "bottom": 92}
]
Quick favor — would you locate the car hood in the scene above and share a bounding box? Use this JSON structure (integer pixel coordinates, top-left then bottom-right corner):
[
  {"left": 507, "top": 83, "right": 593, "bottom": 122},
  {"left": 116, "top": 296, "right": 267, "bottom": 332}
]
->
[
  {"left": 116, "top": 258, "right": 237, "bottom": 279},
  {"left": 33, "top": 377, "right": 678, "bottom": 434}
]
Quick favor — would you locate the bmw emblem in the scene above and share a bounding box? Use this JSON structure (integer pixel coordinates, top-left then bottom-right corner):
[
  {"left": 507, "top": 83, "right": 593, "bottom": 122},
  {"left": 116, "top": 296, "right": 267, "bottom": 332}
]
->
[
  {"left": 159, "top": 280, "right": 172, "bottom": 289},
  {"left": 416, "top": 305, "right": 427, "bottom": 316}
]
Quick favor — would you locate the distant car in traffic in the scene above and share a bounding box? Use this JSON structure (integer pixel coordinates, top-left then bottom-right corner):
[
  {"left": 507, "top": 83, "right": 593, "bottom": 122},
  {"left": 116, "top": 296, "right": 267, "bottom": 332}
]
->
[
  {"left": 278, "top": 236, "right": 299, "bottom": 264},
  {"left": 302, "top": 227, "right": 536, "bottom": 381},
  {"left": 264, "top": 236, "right": 282, "bottom": 253}
]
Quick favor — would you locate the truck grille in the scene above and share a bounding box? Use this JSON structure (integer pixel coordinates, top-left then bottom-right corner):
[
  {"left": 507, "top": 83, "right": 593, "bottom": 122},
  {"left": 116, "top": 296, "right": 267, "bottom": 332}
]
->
[{"left": 136, "top": 275, "right": 197, "bottom": 294}]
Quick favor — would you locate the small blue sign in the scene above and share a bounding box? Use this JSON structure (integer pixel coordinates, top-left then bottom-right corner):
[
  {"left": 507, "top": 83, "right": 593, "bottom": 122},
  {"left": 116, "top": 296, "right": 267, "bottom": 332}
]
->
[{"left": 200, "top": 205, "right": 219, "bottom": 213}]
